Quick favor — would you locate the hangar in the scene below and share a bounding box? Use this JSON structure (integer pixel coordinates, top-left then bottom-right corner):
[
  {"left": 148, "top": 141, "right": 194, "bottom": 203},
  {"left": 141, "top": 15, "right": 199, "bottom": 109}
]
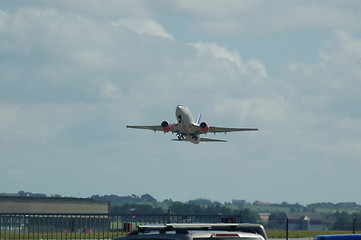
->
[
  {"left": 0, "top": 196, "right": 110, "bottom": 214},
  {"left": 0, "top": 196, "right": 111, "bottom": 234},
  {"left": 285, "top": 212, "right": 323, "bottom": 230}
]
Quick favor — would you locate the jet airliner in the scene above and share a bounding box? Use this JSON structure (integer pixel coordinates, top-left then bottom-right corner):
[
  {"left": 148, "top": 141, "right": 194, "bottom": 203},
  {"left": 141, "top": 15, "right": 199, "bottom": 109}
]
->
[{"left": 126, "top": 104, "right": 258, "bottom": 144}]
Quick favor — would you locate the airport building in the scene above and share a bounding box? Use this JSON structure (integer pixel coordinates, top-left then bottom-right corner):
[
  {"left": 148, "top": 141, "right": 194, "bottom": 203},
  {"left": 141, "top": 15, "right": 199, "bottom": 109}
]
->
[
  {"left": 285, "top": 212, "right": 323, "bottom": 230},
  {"left": 0, "top": 196, "right": 110, "bottom": 233}
]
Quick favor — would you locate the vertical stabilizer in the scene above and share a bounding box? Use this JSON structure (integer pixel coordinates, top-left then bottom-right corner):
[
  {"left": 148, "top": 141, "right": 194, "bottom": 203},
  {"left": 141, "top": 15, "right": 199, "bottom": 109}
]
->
[{"left": 197, "top": 114, "right": 202, "bottom": 124}]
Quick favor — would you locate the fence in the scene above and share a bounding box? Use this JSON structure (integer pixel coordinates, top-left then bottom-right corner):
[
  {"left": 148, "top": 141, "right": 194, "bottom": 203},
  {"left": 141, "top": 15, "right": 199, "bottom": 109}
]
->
[
  {"left": 1, "top": 213, "right": 359, "bottom": 240},
  {"left": 0, "top": 213, "right": 241, "bottom": 240}
]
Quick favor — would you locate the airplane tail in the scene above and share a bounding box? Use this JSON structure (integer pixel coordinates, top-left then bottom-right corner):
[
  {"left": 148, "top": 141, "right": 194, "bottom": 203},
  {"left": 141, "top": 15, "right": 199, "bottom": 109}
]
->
[{"left": 197, "top": 114, "right": 202, "bottom": 124}]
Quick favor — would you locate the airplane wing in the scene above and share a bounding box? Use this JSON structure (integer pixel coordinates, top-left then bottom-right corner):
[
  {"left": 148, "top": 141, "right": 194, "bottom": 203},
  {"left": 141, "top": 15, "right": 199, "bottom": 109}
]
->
[
  {"left": 208, "top": 126, "right": 259, "bottom": 133},
  {"left": 190, "top": 123, "right": 259, "bottom": 135},
  {"left": 126, "top": 125, "right": 164, "bottom": 132},
  {"left": 126, "top": 124, "right": 180, "bottom": 132}
]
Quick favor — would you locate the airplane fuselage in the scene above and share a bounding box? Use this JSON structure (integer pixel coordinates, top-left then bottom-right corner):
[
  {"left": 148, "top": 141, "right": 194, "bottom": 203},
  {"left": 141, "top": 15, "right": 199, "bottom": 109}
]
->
[{"left": 175, "top": 104, "right": 201, "bottom": 143}]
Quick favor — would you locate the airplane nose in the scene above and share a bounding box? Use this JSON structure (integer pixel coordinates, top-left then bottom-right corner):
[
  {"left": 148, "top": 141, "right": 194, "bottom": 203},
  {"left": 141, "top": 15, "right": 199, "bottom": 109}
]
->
[
  {"left": 175, "top": 105, "right": 184, "bottom": 122},
  {"left": 176, "top": 105, "right": 183, "bottom": 113}
]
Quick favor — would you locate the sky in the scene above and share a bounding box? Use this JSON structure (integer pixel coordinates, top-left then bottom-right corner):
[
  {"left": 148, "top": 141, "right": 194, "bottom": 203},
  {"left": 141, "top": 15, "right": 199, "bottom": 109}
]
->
[{"left": 1, "top": 0, "right": 361, "bottom": 205}]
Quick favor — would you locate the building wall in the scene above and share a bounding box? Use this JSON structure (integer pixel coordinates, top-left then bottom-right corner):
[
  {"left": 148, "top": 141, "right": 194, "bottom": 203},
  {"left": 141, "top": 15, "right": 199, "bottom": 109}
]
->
[{"left": 285, "top": 212, "right": 324, "bottom": 231}]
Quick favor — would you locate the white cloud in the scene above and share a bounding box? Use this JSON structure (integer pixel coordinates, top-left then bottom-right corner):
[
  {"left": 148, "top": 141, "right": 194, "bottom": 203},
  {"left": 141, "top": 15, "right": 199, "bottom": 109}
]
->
[
  {"left": 71, "top": 50, "right": 112, "bottom": 68},
  {"left": 189, "top": 42, "right": 268, "bottom": 77},
  {"left": 189, "top": 42, "right": 247, "bottom": 74},
  {"left": 246, "top": 59, "right": 268, "bottom": 78},
  {"left": 164, "top": 1, "right": 361, "bottom": 35},
  {"left": 282, "top": 30, "right": 361, "bottom": 109},
  {"left": 112, "top": 18, "right": 174, "bottom": 41},
  {"left": 214, "top": 97, "right": 289, "bottom": 127},
  {"left": 0, "top": 10, "right": 9, "bottom": 28},
  {"left": 61, "top": 0, "right": 152, "bottom": 18},
  {"left": 320, "top": 30, "right": 361, "bottom": 67},
  {"left": 171, "top": 0, "right": 260, "bottom": 18},
  {"left": 99, "top": 81, "right": 122, "bottom": 101},
  {"left": 274, "top": 30, "right": 361, "bottom": 168}
]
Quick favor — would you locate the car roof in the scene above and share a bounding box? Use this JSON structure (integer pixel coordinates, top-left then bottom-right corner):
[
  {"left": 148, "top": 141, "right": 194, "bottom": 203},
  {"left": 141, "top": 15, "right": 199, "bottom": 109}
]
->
[
  {"left": 118, "top": 223, "right": 266, "bottom": 240},
  {"left": 139, "top": 223, "right": 264, "bottom": 228},
  {"left": 136, "top": 223, "right": 265, "bottom": 232},
  {"left": 188, "top": 230, "right": 264, "bottom": 238},
  {"left": 118, "top": 230, "right": 263, "bottom": 240}
]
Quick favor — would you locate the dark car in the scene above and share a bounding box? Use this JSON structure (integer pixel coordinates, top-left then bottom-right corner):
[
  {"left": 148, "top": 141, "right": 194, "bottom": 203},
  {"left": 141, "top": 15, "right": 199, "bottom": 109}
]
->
[{"left": 313, "top": 234, "right": 361, "bottom": 240}]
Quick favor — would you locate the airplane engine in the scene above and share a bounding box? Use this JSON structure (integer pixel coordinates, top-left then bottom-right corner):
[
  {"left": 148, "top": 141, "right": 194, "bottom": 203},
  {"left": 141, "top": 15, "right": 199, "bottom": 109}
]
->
[
  {"left": 200, "top": 122, "right": 210, "bottom": 133},
  {"left": 161, "top": 121, "right": 171, "bottom": 132}
]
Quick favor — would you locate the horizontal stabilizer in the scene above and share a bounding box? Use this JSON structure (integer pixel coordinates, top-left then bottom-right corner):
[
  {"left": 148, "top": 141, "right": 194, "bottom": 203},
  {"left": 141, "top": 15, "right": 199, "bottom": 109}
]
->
[
  {"left": 200, "top": 137, "right": 227, "bottom": 142},
  {"left": 171, "top": 138, "right": 226, "bottom": 142}
]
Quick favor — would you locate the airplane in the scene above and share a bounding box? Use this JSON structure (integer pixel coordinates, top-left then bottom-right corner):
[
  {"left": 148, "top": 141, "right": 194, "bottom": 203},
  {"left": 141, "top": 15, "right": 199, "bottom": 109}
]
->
[{"left": 126, "top": 104, "right": 259, "bottom": 144}]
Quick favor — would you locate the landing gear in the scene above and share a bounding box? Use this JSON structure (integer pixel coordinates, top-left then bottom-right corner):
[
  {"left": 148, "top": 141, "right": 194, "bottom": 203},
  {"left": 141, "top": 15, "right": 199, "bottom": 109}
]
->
[
  {"left": 175, "top": 134, "right": 199, "bottom": 142},
  {"left": 191, "top": 134, "right": 198, "bottom": 141},
  {"left": 177, "top": 133, "right": 185, "bottom": 140}
]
